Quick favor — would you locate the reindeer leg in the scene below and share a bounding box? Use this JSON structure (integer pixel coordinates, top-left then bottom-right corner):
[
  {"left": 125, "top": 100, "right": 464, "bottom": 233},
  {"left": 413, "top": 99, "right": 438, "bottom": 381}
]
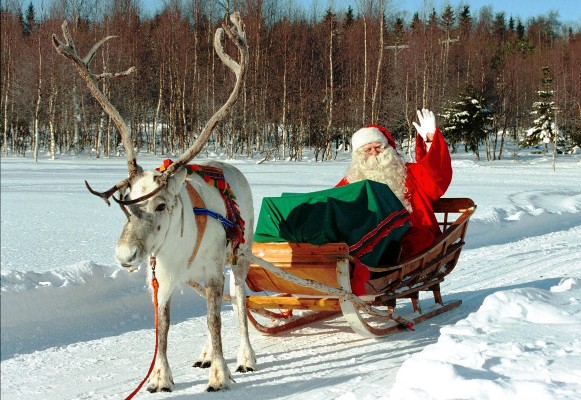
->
[
  {"left": 231, "top": 261, "right": 257, "bottom": 372},
  {"left": 205, "top": 277, "right": 232, "bottom": 391},
  {"left": 147, "top": 299, "right": 174, "bottom": 392}
]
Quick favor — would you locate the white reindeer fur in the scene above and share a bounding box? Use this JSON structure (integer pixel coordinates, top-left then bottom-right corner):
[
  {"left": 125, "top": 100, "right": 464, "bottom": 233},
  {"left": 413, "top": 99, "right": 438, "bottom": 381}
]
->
[{"left": 114, "top": 160, "right": 256, "bottom": 392}]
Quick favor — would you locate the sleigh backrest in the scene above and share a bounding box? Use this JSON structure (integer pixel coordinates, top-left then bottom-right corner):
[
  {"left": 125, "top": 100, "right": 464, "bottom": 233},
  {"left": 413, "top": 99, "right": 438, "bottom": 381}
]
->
[{"left": 363, "top": 197, "right": 476, "bottom": 297}]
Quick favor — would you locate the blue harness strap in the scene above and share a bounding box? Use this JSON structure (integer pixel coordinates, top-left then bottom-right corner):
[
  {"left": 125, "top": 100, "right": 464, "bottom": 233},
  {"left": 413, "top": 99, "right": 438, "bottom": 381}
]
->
[{"left": 193, "top": 207, "right": 234, "bottom": 229}]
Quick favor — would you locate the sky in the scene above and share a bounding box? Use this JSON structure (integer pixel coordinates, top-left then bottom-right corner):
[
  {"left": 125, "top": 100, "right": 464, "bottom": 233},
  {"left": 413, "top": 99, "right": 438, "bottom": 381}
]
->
[
  {"left": 23, "top": 0, "right": 581, "bottom": 25},
  {"left": 1, "top": 146, "right": 581, "bottom": 399},
  {"left": 309, "top": 0, "right": 581, "bottom": 23}
]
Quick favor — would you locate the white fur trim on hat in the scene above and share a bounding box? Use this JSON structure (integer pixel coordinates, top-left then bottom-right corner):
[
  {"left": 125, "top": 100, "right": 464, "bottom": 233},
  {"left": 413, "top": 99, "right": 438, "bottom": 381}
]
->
[{"left": 351, "top": 127, "right": 388, "bottom": 151}]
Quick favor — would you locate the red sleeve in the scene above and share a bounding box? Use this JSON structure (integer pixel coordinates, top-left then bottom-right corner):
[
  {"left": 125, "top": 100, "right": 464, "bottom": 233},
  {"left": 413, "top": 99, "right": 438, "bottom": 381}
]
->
[
  {"left": 415, "top": 134, "right": 428, "bottom": 161},
  {"left": 336, "top": 177, "right": 349, "bottom": 187},
  {"left": 409, "top": 127, "right": 452, "bottom": 201}
]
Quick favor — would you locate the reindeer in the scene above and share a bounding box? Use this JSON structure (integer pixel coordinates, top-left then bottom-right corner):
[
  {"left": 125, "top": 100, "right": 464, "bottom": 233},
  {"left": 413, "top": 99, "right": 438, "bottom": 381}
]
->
[{"left": 52, "top": 13, "right": 256, "bottom": 393}]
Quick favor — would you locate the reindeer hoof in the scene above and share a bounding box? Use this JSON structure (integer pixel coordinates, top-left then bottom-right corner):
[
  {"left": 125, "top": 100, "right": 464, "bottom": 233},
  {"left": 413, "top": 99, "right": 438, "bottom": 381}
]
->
[
  {"left": 147, "top": 385, "right": 172, "bottom": 393},
  {"left": 236, "top": 365, "right": 255, "bottom": 373},
  {"left": 207, "top": 385, "right": 229, "bottom": 392},
  {"left": 193, "top": 360, "right": 212, "bottom": 368},
  {"left": 146, "top": 373, "right": 174, "bottom": 393}
]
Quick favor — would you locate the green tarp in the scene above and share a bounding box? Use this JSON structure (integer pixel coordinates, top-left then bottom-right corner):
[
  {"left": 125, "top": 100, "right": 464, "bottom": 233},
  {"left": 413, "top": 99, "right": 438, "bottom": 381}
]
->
[{"left": 254, "top": 180, "right": 410, "bottom": 267}]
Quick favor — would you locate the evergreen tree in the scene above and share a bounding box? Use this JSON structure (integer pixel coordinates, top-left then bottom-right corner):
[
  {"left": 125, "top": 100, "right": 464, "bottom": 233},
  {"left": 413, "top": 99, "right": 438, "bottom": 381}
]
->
[
  {"left": 525, "top": 66, "right": 560, "bottom": 169},
  {"left": 22, "top": 2, "right": 35, "bottom": 36},
  {"left": 440, "top": 86, "right": 493, "bottom": 160},
  {"left": 458, "top": 5, "right": 472, "bottom": 35},
  {"left": 440, "top": 5, "right": 455, "bottom": 33},
  {"left": 411, "top": 12, "right": 421, "bottom": 31},
  {"left": 344, "top": 5, "right": 354, "bottom": 29},
  {"left": 493, "top": 12, "right": 506, "bottom": 40},
  {"left": 428, "top": 9, "right": 438, "bottom": 27},
  {"left": 516, "top": 19, "right": 525, "bottom": 40},
  {"left": 394, "top": 17, "right": 405, "bottom": 43}
]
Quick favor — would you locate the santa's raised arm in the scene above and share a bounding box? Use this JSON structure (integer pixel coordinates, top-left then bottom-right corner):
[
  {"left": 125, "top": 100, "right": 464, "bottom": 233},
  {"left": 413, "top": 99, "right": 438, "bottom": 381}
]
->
[{"left": 337, "top": 109, "right": 453, "bottom": 259}]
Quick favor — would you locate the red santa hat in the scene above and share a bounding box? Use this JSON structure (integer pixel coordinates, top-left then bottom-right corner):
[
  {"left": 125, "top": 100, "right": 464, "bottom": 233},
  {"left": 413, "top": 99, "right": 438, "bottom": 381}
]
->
[{"left": 351, "top": 124, "right": 396, "bottom": 152}]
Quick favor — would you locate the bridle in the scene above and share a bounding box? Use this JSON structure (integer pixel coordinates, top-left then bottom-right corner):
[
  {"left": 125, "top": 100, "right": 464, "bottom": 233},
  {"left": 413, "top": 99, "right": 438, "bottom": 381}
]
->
[{"left": 114, "top": 182, "right": 167, "bottom": 220}]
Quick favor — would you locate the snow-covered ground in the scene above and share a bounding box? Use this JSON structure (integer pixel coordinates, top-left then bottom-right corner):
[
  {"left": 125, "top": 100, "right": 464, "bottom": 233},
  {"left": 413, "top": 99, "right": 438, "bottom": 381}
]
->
[{"left": 1, "top": 149, "right": 580, "bottom": 399}]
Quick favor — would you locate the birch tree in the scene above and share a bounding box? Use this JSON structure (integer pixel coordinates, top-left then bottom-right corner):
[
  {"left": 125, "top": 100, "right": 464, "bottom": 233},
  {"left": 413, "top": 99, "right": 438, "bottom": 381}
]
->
[
  {"left": 370, "top": 0, "right": 385, "bottom": 123},
  {"left": 33, "top": 37, "right": 43, "bottom": 162}
]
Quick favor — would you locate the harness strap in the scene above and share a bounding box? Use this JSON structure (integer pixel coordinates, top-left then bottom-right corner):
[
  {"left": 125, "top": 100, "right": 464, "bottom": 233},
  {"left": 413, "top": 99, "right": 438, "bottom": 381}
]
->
[
  {"left": 185, "top": 182, "right": 207, "bottom": 266},
  {"left": 193, "top": 207, "right": 234, "bottom": 228}
]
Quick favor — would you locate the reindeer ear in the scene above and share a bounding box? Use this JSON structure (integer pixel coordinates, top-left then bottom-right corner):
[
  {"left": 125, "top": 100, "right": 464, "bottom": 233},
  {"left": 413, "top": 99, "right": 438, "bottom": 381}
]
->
[{"left": 167, "top": 168, "right": 188, "bottom": 196}]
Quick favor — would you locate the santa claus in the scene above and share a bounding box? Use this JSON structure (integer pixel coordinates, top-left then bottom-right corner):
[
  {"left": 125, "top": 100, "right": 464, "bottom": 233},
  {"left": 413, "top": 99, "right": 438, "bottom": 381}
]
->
[{"left": 336, "top": 109, "right": 453, "bottom": 260}]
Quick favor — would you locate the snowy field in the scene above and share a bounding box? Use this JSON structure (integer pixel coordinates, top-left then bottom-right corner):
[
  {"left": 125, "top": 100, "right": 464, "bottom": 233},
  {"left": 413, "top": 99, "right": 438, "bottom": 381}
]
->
[{"left": 1, "top": 148, "right": 581, "bottom": 399}]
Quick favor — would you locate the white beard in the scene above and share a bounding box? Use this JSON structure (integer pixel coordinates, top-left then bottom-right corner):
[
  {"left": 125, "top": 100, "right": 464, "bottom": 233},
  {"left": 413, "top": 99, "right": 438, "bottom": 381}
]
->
[{"left": 345, "top": 146, "right": 412, "bottom": 212}]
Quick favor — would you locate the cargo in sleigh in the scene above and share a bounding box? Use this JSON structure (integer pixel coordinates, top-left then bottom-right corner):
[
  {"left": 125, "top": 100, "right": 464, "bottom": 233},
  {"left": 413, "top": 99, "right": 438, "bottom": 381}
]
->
[{"left": 241, "top": 180, "right": 476, "bottom": 337}]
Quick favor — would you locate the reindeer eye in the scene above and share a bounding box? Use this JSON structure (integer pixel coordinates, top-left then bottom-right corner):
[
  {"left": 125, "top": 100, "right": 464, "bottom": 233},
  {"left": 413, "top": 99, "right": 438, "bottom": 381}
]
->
[{"left": 155, "top": 204, "right": 166, "bottom": 212}]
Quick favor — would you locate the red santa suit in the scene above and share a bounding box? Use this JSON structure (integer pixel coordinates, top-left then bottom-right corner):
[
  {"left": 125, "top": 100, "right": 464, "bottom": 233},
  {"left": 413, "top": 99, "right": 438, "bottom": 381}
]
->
[{"left": 337, "top": 125, "right": 452, "bottom": 260}]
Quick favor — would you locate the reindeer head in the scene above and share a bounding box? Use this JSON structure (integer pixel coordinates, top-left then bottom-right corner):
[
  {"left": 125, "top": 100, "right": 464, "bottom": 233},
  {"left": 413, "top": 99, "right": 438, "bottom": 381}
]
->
[
  {"left": 112, "top": 168, "right": 188, "bottom": 268},
  {"left": 53, "top": 13, "right": 248, "bottom": 269}
]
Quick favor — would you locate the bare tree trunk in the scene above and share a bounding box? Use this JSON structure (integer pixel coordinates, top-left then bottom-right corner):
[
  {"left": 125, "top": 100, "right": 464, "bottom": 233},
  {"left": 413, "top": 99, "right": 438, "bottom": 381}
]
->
[
  {"left": 48, "top": 71, "right": 57, "bottom": 160},
  {"left": 281, "top": 60, "right": 288, "bottom": 159},
  {"left": 371, "top": 0, "right": 385, "bottom": 123},
  {"left": 484, "top": 135, "right": 491, "bottom": 161},
  {"left": 229, "top": 120, "right": 235, "bottom": 159},
  {"left": 405, "top": 70, "right": 414, "bottom": 159},
  {"left": 152, "top": 62, "right": 164, "bottom": 155},
  {"left": 552, "top": 138, "right": 557, "bottom": 172},
  {"left": 362, "top": 15, "right": 368, "bottom": 124},
  {"left": 33, "top": 38, "right": 42, "bottom": 162},
  {"left": 254, "top": 0, "right": 263, "bottom": 155},
  {"left": 180, "top": 58, "right": 187, "bottom": 151},
  {"left": 422, "top": 54, "right": 428, "bottom": 108},
  {"left": 106, "top": 116, "right": 112, "bottom": 157},
  {"left": 210, "top": 13, "right": 216, "bottom": 153},
  {"left": 72, "top": 82, "right": 81, "bottom": 153},
  {"left": 326, "top": 17, "right": 334, "bottom": 161},
  {"left": 498, "top": 113, "right": 508, "bottom": 160},
  {"left": 97, "top": 110, "right": 106, "bottom": 158},
  {"left": 10, "top": 105, "right": 16, "bottom": 155},
  {"left": 2, "top": 43, "right": 11, "bottom": 157},
  {"left": 95, "top": 73, "right": 109, "bottom": 159},
  {"left": 193, "top": 0, "right": 200, "bottom": 139},
  {"left": 297, "top": 80, "right": 305, "bottom": 160}
]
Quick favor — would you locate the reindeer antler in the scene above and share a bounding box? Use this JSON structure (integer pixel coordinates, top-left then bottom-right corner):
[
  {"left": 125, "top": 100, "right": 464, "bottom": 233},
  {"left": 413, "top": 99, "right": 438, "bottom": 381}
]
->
[
  {"left": 164, "top": 12, "right": 249, "bottom": 177},
  {"left": 52, "top": 20, "right": 141, "bottom": 203},
  {"left": 54, "top": 13, "right": 249, "bottom": 208}
]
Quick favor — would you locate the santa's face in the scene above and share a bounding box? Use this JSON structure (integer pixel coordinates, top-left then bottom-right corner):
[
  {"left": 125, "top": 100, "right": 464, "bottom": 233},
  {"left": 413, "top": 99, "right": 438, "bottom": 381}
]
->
[
  {"left": 346, "top": 144, "right": 412, "bottom": 212},
  {"left": 361, "top": 141, "right": 385, "bottom": 158}
]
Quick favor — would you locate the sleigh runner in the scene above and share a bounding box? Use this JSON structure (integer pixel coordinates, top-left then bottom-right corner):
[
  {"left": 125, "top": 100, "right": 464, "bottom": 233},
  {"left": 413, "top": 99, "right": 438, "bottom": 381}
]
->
[{"left": 239, "top": 197, "right": 476, "bottom": 337}]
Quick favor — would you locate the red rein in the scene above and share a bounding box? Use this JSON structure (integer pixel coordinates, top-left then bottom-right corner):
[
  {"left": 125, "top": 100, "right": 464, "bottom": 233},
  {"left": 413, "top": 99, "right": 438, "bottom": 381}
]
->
[{"left": 125, "top": 261, "right": 160, "bottom": 400}]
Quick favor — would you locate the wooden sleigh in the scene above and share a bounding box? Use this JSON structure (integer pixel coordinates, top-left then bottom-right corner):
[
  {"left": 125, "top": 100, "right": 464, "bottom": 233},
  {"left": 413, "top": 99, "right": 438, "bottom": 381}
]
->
[{"left": 240, "top": 198, "right": 476, "bottom": 337}]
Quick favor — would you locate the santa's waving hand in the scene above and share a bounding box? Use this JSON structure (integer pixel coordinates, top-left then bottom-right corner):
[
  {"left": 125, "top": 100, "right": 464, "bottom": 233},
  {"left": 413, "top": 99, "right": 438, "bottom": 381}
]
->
[{"left": 412, "top": 108, "right": 436, "bottom": 143}]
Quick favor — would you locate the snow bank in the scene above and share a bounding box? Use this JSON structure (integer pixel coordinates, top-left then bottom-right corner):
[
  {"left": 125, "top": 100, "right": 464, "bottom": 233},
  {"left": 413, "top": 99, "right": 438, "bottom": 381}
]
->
[
  {"left": 389, "top": 278, "right": 581, "bottom": 400},
  {"left": 1, "top": 262, "right": 209, "bottom": 360}
]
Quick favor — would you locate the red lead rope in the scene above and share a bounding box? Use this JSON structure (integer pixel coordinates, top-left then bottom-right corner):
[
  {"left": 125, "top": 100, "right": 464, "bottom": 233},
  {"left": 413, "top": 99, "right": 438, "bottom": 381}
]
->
[{"left": 125, "top": 259, "right": 160, "bottom": 399}]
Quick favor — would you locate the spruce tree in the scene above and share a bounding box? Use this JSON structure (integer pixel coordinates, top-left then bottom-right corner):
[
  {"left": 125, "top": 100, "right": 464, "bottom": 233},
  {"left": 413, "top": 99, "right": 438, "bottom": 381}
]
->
[
  {"left": 440, "top": 86, "right": 492, "bottom": 160},
  {"left": 525, "top": 66, "right": 560, "bottom": 170}
]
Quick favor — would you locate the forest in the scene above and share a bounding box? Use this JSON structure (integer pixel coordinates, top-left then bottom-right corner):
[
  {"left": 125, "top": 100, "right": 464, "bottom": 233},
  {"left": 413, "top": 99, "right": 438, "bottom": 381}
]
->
[{"left": 1, "top": 0, "right": 580, "bottom": 162}]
